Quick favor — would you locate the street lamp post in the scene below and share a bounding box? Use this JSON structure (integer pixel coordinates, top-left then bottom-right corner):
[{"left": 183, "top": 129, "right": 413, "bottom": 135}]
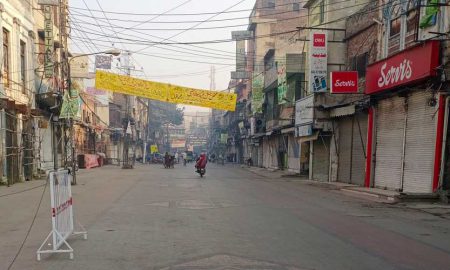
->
[{"left": 65, "top": 49, "right": 121, "bottom": 184}]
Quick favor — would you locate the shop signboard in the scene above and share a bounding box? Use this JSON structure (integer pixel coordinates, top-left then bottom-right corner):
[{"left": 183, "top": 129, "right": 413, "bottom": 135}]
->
[
  {"left": 171, "top": 139, "right": 186, "bottom": 148},
  {"left": 70, "top": 55, "right": 89, "bottom": 78},
  {"left": 220, "top": 133, "right": 228, "bottom": 144},
  {"left": 232, "top": 31, "right": 251, "bottom": 73},
  {"left": 277, "top": 58, "right": 288, "bottom": 104},
  {"left": 296, "top": 125, "right": 313, "bottom": 137},
  {"left": 38, "top": 0, "right": 58, "bottom": 4},
  {"left": 295, "top": 95, "right": 314, "bottom": 126},
  {"left": 309, "top": 32, "right": 327, "bottom": 93},
  {"left": 251, "top": 73, "right": 264, "bottom": 114},
  {"left": 43, "top": 5, "right": 54, "bottom": 78},
  {"left": 95, "top": 55, "right": 112, "bottom": 70},
  {"left": 150, "top": 145, "right": 158, "bottom": 154},
  {"left": 330, "top": 71, "right": 359, "bottom": 94},
  {"left": 365, "top": 41, "right": 440, "bottom": 94}
]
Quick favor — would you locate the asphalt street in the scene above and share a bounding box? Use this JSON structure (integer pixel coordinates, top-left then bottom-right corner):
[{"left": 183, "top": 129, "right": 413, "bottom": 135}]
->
[{"left": 1, "top": 163, "right": 450, "bottom": 270}]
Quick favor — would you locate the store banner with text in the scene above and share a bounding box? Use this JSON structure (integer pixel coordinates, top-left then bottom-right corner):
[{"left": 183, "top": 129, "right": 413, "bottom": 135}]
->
[
  {"left": 330, "top": 71, "right": 358, "bottom": 94},
  {"left": 95, "top": 71, "right": 237, "bottom": 111},
  {"left": 277, "top": 58, "right": 287, "bottom": 104},
  {"left": 309, "top": 32, "right": 328, "bottom": 93},
  {"left": 251, "top": 73, "right": 264, "bottom": 114}
]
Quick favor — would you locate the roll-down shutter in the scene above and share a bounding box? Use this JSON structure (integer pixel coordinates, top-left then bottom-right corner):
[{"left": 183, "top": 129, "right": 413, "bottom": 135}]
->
[
  {"left": 313, "top": 135, "right": 330, "bottom": 182},
  {"left": 338, "top": 117, "right": 353, "bottom": 183},
  {"left": 374, "top": 97, "right": 405, "bottom": 190},
  {"left": 403, "top": 91, "right": 436, "bottom": 193},
  {"left": 351, "top": 113, "right": 368, "bottom": 186}
]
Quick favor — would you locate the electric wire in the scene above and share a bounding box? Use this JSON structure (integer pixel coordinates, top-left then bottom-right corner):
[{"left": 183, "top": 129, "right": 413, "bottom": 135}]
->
[
  {"left": 69, "top": 1, "right": 384, "bottom": 45},
  {"left": 68, "top": 0, "right": 303, "bottom": 16},
  {"left": 68, "top": 0, "right": 356, "bottom": 27},
  {"left": 134, "top": 0, "right": 249, "bottom": 53}
]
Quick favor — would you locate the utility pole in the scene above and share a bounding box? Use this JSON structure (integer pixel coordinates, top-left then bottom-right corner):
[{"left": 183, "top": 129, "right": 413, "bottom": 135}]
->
[
  {"left": 122, "top": 51, "right": 134, "bottom": 169},
  {"left": 58, "top": 0, "right": 77, "bottom": 184}
]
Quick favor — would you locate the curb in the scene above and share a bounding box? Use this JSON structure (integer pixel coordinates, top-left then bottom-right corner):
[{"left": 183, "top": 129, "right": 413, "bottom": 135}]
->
[{"left": 339, "top": 188, "right": 399, "bottom": 204}]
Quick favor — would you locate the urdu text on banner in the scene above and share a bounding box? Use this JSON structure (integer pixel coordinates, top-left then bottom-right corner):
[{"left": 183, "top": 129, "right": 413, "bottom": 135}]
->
[{"left": 95, "top": 71, "right": 237, "bottom": 111}]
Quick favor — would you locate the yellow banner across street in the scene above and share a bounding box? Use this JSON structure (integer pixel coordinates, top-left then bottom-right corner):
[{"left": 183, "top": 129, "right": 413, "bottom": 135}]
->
[{"left": 95, "top": 71, "right": 237, "bottom": 111}]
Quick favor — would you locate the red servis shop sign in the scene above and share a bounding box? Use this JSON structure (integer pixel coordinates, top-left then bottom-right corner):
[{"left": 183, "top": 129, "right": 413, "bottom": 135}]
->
[
  {"left": 331, "top": 71, "right": 358, "bottom": 94},
  {"left": 365, "top": 41, "right": 440, "bottom": 94}
]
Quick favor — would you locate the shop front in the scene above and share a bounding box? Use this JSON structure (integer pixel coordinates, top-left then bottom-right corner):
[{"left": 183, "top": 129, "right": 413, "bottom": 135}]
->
[
  {"left": 332, "top": 107, "right": 368, "bottom": 186},
  {"left": 365, "top": 40, "right": 442, "bottom": 193}
]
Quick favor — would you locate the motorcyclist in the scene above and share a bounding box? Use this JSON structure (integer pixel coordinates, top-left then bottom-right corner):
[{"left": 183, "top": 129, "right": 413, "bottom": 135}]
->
[{"left": 195, "top": 153, "right": 207, "bottom": 173}]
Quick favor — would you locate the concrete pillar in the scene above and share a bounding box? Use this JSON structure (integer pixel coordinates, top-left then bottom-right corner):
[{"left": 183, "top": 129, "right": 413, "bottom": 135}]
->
[{"left": 0, "top": 109, "right": 6, "bottom": 184}]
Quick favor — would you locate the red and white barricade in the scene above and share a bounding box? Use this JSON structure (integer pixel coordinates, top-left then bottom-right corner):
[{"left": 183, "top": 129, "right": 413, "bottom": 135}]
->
[{"left": 37, "top": 170, "right": 87, "bottom": 260}]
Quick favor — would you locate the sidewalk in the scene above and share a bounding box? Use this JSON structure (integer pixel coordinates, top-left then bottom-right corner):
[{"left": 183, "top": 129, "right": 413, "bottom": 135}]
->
[
  {"left": 243, "top": 166, "right": 402, "bottom": 203},
  {"left": 0, "top": 179, "right": 47, "bottom": 198},
  {"left": 0, "top": 165, "right": 147, "bottom": 270}
]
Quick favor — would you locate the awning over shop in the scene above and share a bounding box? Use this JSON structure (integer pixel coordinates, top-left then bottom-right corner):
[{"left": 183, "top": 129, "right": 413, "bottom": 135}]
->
[
  {"left": 252, "top": 133, "right": 266, "bottom": 138},
  {"left": 281, "top": 127, "right": 295, "bottom": 134},
  {"left": 330, "top": 105, "right": 355, "bottom": 118},
  {"left": 298, "top": 131, "right": 319, "bottom": 143}
]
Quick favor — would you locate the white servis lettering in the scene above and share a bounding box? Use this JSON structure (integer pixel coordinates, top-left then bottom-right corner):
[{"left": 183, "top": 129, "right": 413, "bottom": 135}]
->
[
  {"left": 335, "top": 80, "right": 355, "bottom": 87},
  {"left": 377, "top": 59, "right": 412, "bottom": 88}
]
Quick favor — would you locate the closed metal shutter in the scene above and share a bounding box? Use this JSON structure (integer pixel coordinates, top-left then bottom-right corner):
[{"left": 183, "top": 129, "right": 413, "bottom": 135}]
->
[
  {"left": 258, "top": 145, "right": 263, "bottom": 168},
  {"left": 263, "top": 137, "right": 270, "bottom": 168},
  {"left": 338, "top": 117, "right": 353, "bottom": 183},
  {"left": 351, "top": 113, "right": 368, "bottom": 186},
  {"left": 403, "top": 91, "right": 436, "bottom": 193},
  {"left": 374, "top": 97, "right": 405, "bottom": 190},
  {"left": 270, "top": 137, "right": 279, "bottom": 169},
  {"left": 313, "top": 135, "right": 330, "bottom": 182},
  {"left": 287, "top": 134, "right": 300, "bottom": 172},
  {"left": 252, "top": 145, "right": 258, "bottom": 167}
]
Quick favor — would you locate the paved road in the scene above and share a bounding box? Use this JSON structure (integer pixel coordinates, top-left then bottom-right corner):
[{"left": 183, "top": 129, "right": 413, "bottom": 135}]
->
[{"left": 2, "top": 163, "right": 450, "bottom": 270}]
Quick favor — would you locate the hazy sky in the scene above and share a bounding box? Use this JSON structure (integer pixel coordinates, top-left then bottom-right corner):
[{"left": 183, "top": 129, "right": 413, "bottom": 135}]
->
[{"left": 69, "top": 0, "right": 255, "bottom": 93}]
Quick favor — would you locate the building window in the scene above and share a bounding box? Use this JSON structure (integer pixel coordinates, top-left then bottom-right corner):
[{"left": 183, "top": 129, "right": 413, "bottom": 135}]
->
[
  {"left": 265, "top": 0, "right": 275, "bottom": 8},
  {"left": 293, "top": 3, "right": 300, "bottom": 11},
  {"left": 20, "top": 41, "right": 26, "bottom": 93},
  {"left": 2, "top": 28, "right": 10, "bottom": 87},
  {"left": 351, "top": 52, "right": 369, "bottom": 78},
  {"left": 319, "top": 1, "right": 325, "bottom": 23}
]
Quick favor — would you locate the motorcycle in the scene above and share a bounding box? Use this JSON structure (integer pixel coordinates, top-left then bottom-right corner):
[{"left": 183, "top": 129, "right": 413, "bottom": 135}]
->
[{"left": 197, "top": 168, "right": 206, "bottom": 177}]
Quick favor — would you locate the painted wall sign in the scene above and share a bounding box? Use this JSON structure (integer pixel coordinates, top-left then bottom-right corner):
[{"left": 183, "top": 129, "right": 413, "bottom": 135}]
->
[
  {"left": 330, "top": 71, "right": 359, "bottom": 94},
  {"left": 309, "top": 32, "right": 328, "bottom": 93},
  {"left": 365, "top": 41, "right": 440, "bottom": 94}
]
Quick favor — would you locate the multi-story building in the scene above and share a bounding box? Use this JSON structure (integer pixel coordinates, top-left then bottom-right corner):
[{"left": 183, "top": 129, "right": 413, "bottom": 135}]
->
[
  {"left": 291, "top": 0, "right": 371, "bottom": 181},
  {"left": 244, "top": 0, "right": 308, "bottom": 170},
  {"left": 290, "top": 0, "right": 450, "bottom": 198},
  {"left": 0, "top": 0, "right": 37, "bottom": 185},
  {"left": 362, "top": 0, "right": 449, "bottom": 196},
  {"left": 0, "top": 0, "right": 71, "bottom": 184}
]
